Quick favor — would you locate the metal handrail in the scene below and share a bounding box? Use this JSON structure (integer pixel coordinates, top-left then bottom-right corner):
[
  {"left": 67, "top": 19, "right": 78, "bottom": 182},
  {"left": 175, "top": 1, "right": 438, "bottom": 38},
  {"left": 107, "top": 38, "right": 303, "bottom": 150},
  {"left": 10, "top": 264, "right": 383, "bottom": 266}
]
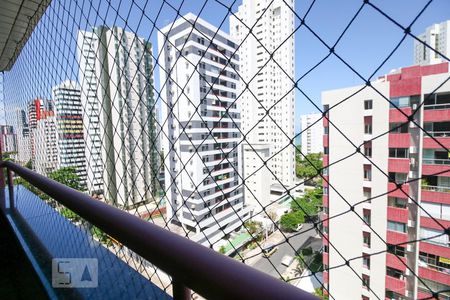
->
[
  {"left": 422, "top": 158, "right": 450, "bottom": 165},
  {"left": 421, "top": 184, "right": 450, "bottom": 193},
  {"left": 1, "top": 160, "right": 317, "bottom": 300}
]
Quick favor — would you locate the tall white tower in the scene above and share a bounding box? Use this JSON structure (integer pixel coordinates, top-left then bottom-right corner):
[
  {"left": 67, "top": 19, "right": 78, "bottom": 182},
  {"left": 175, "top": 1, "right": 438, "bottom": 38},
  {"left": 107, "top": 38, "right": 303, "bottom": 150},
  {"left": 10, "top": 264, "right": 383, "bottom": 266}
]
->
[
  {"left": 78, "top": 26, "right": 159, "bottom": 209},
  {"left": 158, "top": 13, "right": 250, "bottom": 246},
  {"left": 230, "top": 0, "right": 296, "bottom": 202},
  {"left": 414, "top": 20, "right": 450, "bottom": 65}
]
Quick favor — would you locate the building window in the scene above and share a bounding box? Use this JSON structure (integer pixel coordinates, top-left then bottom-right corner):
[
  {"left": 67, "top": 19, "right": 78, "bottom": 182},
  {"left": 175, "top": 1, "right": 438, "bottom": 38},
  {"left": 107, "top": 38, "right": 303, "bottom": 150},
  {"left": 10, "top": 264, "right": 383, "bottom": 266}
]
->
[
  {"left": 388, "top": 197, "right": 407, "bottom": 209},
  {"left": 388, "top": 172, "right": 408, "bottom": 184},
  {"left": 364, "top": 100, "right": 373, "bottom": 110},
  {"left": 364, "top": 123, "right": 372, "bottom": 134},
  {"left": 389, "top": 122, "right": 409, "bottom": 133},
  {"left": 419, "top": 252, "right": 450, "bottom": 273},
  {"left": 362, "top": 275, "right": 370, "bottom": 290},
  {"left": 364, "top": 141, "right": 372, "bottom": 158},
  {"left": 386, "top": 267, "right": 404, "bottom": 280},
  {"left": 420, "top": 227, "right": 449, "bottom": 246},
  {"left": 324, "top": 147, "right": 329, "bottom": 154},
  {"left": 363, "top": 232, "right": 371, "bottom": 247},
  {"left": 387, "top": 221, "right": 407, "bottom": 233},
  {"left": 387, "top": 244, "right": 405, "bottom": 257},
  {"left": 363, "top": 254, "right": 370, "bottom": 269},
  {"left": 363, "top": 209, "right": 371, "bottom": 225},
  {"left": 363, "top": 165, "right": 372, "bottom": 181},
  {"left": 389, "top": 148, "right": 409, "bottom": 158}
]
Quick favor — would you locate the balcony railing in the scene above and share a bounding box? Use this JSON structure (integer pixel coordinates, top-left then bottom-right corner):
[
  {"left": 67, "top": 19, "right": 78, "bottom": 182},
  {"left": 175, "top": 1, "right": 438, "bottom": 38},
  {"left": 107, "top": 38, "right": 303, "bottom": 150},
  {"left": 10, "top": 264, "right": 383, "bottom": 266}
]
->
[
  {"left": 0, "top": 160, "right": 317, "bottom": 300},
  {"left": 424, "top": 131, "right": 450, "bottom": 137},
  {"left": 422, "top": 158, "right": 450, "bottom": 165},
  {"left": 421, "top": 185, "right": 450, "bottom": 193},
  {"left": 424, "top": 103, "right": 450, "bottom": 110}
]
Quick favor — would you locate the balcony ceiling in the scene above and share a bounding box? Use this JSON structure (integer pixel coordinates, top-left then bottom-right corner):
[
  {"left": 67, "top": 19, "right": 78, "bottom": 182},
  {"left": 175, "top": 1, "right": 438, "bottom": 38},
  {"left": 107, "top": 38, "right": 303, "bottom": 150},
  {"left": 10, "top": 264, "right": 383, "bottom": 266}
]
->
[{"left": 0, "top": 0, "right": 51, "bottom": 71}]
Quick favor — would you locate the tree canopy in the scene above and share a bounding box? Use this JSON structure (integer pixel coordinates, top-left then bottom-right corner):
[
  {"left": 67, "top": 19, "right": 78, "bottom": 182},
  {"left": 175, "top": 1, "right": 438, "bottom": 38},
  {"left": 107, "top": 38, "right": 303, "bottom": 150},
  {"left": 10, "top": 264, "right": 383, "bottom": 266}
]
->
[{"left": 296, "top": 152, "right": 322, "bottom": 181}]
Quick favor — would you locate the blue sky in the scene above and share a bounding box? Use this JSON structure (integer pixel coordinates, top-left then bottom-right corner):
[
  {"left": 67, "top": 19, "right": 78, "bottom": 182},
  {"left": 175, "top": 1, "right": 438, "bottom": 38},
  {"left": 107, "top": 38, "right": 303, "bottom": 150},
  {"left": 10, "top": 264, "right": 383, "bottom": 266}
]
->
[{"left": 4, "top": 0, "right": 450, "bottom": 135}]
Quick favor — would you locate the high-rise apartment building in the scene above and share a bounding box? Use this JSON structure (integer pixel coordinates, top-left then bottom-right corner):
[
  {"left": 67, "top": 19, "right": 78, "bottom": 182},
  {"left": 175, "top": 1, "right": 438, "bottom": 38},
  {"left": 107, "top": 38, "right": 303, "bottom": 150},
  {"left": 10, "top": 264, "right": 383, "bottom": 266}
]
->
[
  {"left": 0, "top": 125, "right": 17, "bottom": 153},
  {"left": 158, "top": 14, "right": 250, "bottom": 246},
  {"left": 78, "top": 26, "right": 158, "bottom": 209},
  {"left": 322, "top": 62, "right": 450, "bottom": 300},
  {"left": 15, "top": 109, "right": 31, "bottom": 164},
  {"left": 300, "top": 113, "right": 324, "bottom": 155},
  {"left": 230, "top": 0, "right": 295, "bottom": 209},
  {"left": 52, "top": 80, "right": 87, "bottom": 188},
  {"left": 28, "top": 98, "right": 54, "bottom": 162},
  {"left": 34, "top": 115, "right": 58, "bottom": 176},
  {"left": 414, "top": 20, "right": 450, "bottom": 66}
]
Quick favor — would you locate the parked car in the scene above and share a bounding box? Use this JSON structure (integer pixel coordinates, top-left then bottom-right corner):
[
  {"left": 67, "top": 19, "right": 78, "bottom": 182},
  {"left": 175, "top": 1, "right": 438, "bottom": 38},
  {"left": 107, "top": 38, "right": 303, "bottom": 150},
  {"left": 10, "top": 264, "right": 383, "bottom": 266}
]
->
[{"left": 262, "top": 245, "right": 278, "bottom": 257}]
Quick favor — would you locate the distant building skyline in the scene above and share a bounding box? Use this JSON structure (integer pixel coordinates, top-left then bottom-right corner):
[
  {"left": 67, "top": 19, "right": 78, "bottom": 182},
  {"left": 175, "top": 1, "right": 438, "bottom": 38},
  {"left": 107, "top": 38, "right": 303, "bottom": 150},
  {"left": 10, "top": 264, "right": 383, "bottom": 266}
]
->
[
  {"left": 300, "top": 113, "right": 324, "bottom": 155},
  {"left": 414, "top": 20, "right": 450, "bottom": 66}
]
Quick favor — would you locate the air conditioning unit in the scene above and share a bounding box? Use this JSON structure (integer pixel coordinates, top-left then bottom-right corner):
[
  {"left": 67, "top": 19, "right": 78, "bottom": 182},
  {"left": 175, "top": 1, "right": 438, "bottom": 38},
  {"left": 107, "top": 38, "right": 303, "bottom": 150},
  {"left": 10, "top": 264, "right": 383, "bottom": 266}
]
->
[
  {"left": 406, "top": 244, "right": 414, "bottom": 252},
  {"left": 409, "top": 146, "right": 417, "bottom": 154},
  {"left": 412, "top": 104, "right": 418, "bottom": 110},
  {"left": 407, "top": 220, "right": 415, "bottom": 227}
]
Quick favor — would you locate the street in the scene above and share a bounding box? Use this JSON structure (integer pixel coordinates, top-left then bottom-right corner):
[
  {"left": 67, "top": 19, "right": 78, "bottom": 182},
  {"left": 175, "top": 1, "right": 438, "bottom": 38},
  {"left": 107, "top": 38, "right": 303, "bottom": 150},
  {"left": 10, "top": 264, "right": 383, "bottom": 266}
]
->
[{"left": 251, "top": 223, "right": 317, "bottom": 278}]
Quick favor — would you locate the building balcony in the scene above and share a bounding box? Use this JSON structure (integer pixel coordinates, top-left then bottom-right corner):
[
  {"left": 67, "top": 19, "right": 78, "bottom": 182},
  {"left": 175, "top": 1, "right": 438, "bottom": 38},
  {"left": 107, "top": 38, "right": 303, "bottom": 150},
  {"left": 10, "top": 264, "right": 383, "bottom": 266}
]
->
[
  {"left": 386, "top": 230, "right": 408, "bottom": 245},
  {"left": 422, "top": 163, "right": 450, "bottom": 177},
  {"left": 388, "top": 158, "right": 410, "bottom": 173},
  {"left": 388, "top": 182, "right": 409, "bottom": 199},
  {"left": 389, "top": 107, "right": 411, "bottom": 123},
  {"left": 388, "top": 133, "right": 410, "bottom": 148},
  {"left": 0, "top": 161, "right": 313, "bottom": 300},
  {"left": 423, "top": 134, "right": 450, "bottom": 149},
  {"left": 386, "top": 252, "right": 407, "bottom": 272},
  {"left": 385, "top": 275, "right": 406, "bottom": 296},
  {"left": 420, "top": 240, "right": 450, "bottom": 259},
  {"left": 420, "top": 216, "right": 450, "bottom": 231},
  {"left": 424, "top": 107, "right": 450, "bottom": 122},
  {"left": 421, "top": 188, "right": 450, "bottom": 205},
  {"left": 419, "top": 266, "right": 450, "bottom": 286},
  {"left": 387, "top": 206, "right": 408, "bottom": 223}
]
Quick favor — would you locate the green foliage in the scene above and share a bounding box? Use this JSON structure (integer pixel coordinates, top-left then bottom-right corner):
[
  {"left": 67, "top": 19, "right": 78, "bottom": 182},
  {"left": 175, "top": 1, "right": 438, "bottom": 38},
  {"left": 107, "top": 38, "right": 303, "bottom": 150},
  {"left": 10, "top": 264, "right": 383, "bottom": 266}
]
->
[
  {"left": 2, "top": 151, "right": 17, "bottom": 161},
  {"left": 280, "top": 211, "right": 305, "bottom": 232},
  {"left": 219, "top": 246, "right": 226, "bottom": 254},
  {"left": 296, "top": 152, "right": 322, "bottom": 180},
  {"left": 291, "top": 187, "right": 322, "bottom": 218},
  {"left": 60, "top": 207, "right": 80, "bottom": 222},
  {"left": 244, "top": 220, "right": 262, "bottom": 235},
  {"left": 90, "top": 226, "right": 112, "bottom": 246},
  {"left": 314, "top": 287, "right": 329, "bottom": 300},
  {"left": 25, "top": 160, "right": 32, "bottom": 169},
  {"left": 48, "top": 167, "right": 83, "bottom": 191}
]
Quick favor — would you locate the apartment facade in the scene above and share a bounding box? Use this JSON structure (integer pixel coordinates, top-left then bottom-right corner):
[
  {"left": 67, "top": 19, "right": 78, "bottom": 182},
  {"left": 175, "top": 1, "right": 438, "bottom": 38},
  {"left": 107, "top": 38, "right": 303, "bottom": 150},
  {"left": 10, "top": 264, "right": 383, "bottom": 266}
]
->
[
  {"left": 322, "top": 62, "right": 450, "bottom": 299},
  {"left": 34, "top": 115, "right": 58, "bottom": 176},
  {"left": 15, "top": 109, "right": 31, "bottom": 164},
  {"left": 414, "top": 20, "right": 450, "bottom": 66},
  {"left": 0, "top": 125, "right": 17, "bottom": 153},
  {"left": 78, "top": 26, "right": 158, "bottom": 208},
  {"left": 230, "top": 0, "right": 296, "bottom": 198},
  {"left": 158, "top": 14, "right": 249, "bottom": 246},
  {"left": 301, "top": 113, "right": 324, "bottom": 155},
  {"left": 28, "top": 98, "right": 53, "bottom": 162},
  {"left": 52, "top": 80, "right": 87, "bottom": 188}
]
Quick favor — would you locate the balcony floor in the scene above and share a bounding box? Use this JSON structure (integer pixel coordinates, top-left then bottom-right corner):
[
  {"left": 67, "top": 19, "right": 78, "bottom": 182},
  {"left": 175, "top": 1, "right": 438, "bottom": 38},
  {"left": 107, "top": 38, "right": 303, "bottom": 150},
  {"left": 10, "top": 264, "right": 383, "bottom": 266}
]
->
[{"left": 0, "top": 209, "right": 48, "bottom": 299}]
